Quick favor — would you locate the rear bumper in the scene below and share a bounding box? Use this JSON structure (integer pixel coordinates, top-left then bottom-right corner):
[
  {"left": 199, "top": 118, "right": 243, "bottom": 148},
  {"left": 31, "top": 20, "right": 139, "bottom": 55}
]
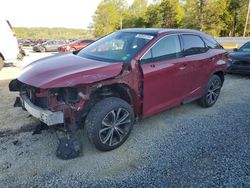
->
[{"left": 20, "top": 94, "right": 64, "bottom": 126}]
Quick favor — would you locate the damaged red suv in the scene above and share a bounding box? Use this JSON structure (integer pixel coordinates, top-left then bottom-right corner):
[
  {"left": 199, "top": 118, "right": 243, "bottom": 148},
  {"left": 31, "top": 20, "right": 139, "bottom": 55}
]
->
[{"left": 9, "top": 29, "right": 227, "bottom": 159}]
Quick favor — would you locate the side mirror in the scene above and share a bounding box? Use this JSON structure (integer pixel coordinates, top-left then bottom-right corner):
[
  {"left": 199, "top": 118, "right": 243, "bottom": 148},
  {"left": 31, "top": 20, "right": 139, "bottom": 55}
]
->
[{"left": 233, "top": 48, "right": 238, "bottom": 52}]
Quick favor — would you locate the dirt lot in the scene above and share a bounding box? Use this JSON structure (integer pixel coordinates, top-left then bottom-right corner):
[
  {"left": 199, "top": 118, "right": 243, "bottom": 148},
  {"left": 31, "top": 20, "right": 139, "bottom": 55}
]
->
[{"left": 0, "top": 53, "right": 249, "bottom": 187}]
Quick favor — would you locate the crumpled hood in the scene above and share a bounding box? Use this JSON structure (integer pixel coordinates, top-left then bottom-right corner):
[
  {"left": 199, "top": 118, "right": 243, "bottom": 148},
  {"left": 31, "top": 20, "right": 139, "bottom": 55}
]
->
[{"left": 17, "top": 53, "right": 123, "bottom": 89}]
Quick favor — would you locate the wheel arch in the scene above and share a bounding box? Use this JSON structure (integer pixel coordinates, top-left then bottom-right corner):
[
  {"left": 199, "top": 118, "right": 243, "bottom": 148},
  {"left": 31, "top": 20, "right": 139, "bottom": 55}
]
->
[
  {"left": 213, "top": 71, "right": 224, "bottom": 84},
  {"left": 81, "top": 83, "right": 135, "bottom": 121}
]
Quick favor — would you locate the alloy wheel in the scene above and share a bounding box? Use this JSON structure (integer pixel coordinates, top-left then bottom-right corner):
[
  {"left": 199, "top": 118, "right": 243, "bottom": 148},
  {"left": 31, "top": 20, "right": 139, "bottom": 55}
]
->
[
  {"left": 206, "top": 79, "right": 221, "bottom": 105},
  {"left": 99, "top": 108, "right": 131, "bottom": 147}
]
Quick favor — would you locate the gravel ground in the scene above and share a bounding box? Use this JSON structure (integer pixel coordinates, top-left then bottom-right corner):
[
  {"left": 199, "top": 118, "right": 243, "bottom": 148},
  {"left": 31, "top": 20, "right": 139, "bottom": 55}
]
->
[{"left": 0, "top": 61, "right": 249, "bottom": 187}]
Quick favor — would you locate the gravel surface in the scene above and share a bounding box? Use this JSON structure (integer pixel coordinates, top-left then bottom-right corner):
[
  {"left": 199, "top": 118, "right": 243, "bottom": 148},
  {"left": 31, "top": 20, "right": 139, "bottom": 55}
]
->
[{"left": 0, "top": 68, "right": 249, "bottom": 187}]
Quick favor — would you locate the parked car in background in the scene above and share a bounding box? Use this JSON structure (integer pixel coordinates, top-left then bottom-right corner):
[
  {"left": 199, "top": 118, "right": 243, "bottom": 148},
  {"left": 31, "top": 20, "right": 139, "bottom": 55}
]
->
[
  {"left": 0, "top": 19, "right": 20, "bottom": 70},
  {"left": 227, "top": 41, "right": 250, "bottom": 74},
  {"left": 18, "top": 39, "right": 34, "bottom": 47},
  {"left": 9, "top": 29, "right": 227, "bottom": 159},
  {"left": 33, "top": 40, "right": 66, "bottom": 52},
  {"left": 59, "top": 39, "right": 95, "bottom": 52}
]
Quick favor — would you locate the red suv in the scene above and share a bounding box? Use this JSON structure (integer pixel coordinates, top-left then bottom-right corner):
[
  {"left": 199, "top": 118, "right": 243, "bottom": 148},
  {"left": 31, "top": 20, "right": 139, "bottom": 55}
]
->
[
  {"left": 9, "top": 29, "right": 227, "bottom": 159},
  {"left": 59, "top": 39, "right": 95, "bottom": 52}
]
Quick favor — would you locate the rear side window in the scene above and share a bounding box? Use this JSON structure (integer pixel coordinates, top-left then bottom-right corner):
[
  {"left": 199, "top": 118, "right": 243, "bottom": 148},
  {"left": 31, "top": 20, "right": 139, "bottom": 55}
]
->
[
  {"left": 141, "top": 35, "right": 181, "bottom": 63},
  {"left": 203, "top": 38, "right": 223, "bottom": 49},
  {"left": 182, "top": 34, "right": 207, "bottom": 55}
]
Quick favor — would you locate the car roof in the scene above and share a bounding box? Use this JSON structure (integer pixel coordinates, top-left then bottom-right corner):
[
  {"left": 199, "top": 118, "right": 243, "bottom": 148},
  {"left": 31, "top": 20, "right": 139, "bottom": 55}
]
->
[{"left": 120, "top": 28, "right": 208, "bottom": 36}]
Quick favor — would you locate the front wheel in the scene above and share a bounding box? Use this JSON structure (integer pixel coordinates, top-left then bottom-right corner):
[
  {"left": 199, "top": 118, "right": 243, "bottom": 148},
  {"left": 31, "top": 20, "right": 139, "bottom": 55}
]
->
[
  {"left": 85, "top": 97, "right": 134, "bottom": 151},
  {"left": 199, "top": 75, "right": 222, "bottom": 107}
]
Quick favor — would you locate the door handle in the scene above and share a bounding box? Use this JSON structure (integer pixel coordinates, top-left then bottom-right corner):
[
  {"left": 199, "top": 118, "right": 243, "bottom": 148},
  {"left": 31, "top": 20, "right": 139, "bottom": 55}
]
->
[
  {"left": 150, "top": 64, "right": 155, "bottom": 68},
  {"left": 179, "top": 63, "right": 187, "bottom": 70},
  {"left": 209, "top": 57, "right": 215, "bottom": 61}
]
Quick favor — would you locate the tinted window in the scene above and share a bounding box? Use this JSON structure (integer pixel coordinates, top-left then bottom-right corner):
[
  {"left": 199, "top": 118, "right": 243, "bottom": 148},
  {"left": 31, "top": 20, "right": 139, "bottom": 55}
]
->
[
  {"left": 203, "top": 38, "right": 222, "bottom": 49},
  {"left": 141, "top": 35, "right": 181, "bottom": 63},
  {"left": 182, "top": 35, "right": 206, "bottom": 55}
]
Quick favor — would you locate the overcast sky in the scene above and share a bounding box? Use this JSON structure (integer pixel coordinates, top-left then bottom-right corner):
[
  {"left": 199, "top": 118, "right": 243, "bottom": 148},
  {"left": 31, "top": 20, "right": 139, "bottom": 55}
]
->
[{"left": 0, "top": 0, "right": 144, "bottom": 29}]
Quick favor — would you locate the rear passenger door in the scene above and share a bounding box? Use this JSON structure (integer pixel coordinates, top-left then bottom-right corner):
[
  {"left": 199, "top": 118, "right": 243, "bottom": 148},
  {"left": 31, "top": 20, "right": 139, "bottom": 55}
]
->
[{"left": 180, "top": 34, "right": 211, "bottom": 97}]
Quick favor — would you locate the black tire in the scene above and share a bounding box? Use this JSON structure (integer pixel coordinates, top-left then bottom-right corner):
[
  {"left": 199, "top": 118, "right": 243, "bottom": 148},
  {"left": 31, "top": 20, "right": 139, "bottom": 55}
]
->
[
  {"left": 0, "top": 56, "right": 3, "bottom": 71},
  {"left": 199, "top": 75, "right": 222, "bottom": 107},
  {"left": 85, "top": 97, "right": 134, "bottom": 151}
]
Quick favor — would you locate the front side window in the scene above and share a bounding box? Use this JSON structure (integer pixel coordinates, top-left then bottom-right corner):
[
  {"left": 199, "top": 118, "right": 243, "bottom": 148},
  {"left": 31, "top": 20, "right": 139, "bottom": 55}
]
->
[
  {"left": 77, "top": 32, "right": 155, "bottom": 63},
  {"left": 141, "top": 35, "right": 181, "bottom": 63},
  {"left": 182, "top": 34, "right": 207, "bottom": 55}
]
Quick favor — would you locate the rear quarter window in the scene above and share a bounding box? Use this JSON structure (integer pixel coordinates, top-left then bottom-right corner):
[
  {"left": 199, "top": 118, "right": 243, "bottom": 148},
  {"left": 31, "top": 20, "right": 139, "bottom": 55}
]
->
[
  {"left": 203, "top": 38, "right": 223, "bottom": 49},
  {"left": 182, "top": 34, "right": 207, "bottom": 55}
]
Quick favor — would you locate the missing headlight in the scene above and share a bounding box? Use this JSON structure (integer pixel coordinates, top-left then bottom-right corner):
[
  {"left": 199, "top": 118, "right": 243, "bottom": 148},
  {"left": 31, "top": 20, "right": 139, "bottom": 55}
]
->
[
  {"left": 50, "top": 88, "right": 80, "bottom": 103},
  {"left": 63, "top": 88, "right": 79, "bottom": 103}
]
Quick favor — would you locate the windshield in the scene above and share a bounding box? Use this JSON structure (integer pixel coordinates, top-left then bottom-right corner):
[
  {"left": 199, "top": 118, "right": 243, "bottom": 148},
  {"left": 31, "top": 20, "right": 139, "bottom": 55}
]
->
[
  {"left": 77, "top": 31, "right": 155, "bottom": 63},
  {"left": 239, "top": 42, "right": 250, "bottom": 52}
]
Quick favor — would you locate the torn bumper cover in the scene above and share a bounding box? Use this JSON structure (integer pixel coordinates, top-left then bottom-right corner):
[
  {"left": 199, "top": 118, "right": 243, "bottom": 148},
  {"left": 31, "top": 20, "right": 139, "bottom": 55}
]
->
[{"left": 20, "top": 94, "right": 64, "bottom": 126}]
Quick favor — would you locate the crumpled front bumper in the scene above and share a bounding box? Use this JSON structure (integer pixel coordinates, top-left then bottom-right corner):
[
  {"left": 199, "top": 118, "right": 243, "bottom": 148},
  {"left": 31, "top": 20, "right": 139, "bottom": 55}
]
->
[{"left": 20, "top": 94, "right": 64, "bottom": 126}]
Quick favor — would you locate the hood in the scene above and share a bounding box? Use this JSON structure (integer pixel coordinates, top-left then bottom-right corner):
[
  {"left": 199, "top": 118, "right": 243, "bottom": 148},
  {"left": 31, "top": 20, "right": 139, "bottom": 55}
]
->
[
  {"left": 17, "top": 53, "right": 123, "bottom": 89},
  {"left": 229, "top": 52, "right": 250, "bottom": 61}
]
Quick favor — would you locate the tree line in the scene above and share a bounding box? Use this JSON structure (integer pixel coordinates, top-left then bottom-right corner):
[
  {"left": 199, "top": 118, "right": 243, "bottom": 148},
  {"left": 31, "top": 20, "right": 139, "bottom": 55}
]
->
[
  {"left": 14, "top": 27, "right": 92, "bottom": 39},
  {"left": 92, "top": 0, "right": 248, "bottom": 37}
]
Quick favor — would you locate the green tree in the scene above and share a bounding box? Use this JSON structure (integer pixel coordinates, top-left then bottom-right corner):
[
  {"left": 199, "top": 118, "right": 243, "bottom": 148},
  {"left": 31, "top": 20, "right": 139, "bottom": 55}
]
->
[
  {"left": 14, "top": 27, "right": 91, "bottom": 39},
  {"left": 145, "top": 0, "right": 183, "bottom": 28},
  {"left": 227, "top": 0, "right": 248, "bottom": 36},
  {"left": 93, "top": 0, "right": 127, "bottom": 37},
  {"left": 183, "top": 0, "right": 229, "bottom": 36},
  {"left": 202, "top": 0, "right": 228, "bottom": 36},
  {"left": 131, "top": 0, "right": 148, "bottom": 18},
  {"left": 160, "top": 0, "right": 184, "bottom": 28},
  {"left": 123, "top": 0, "right": 148, "bottom": 28},
  {"left": 146, "top": 3, "right": 162, "bottom": 27},
  {"left": 183, "top": 0, "right": 206, "bottom": 30}
]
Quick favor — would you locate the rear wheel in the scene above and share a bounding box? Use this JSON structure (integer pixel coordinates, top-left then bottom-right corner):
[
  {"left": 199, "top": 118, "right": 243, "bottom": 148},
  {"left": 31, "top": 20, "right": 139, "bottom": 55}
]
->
[
  {"left": 0, "top": 56, "right": 4, "bottom": 71},
  {"left": 85, "top": 97, "right": 134, "bottom": 151},
  {"left": 199, "top": 75, "right": 222, "bottom": 107}
]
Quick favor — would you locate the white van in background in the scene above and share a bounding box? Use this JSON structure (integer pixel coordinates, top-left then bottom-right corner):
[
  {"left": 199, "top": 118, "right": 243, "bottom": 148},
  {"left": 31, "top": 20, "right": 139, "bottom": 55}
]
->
[{"left": 0, "top": 19, "right": 20, "bottom": 70}]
